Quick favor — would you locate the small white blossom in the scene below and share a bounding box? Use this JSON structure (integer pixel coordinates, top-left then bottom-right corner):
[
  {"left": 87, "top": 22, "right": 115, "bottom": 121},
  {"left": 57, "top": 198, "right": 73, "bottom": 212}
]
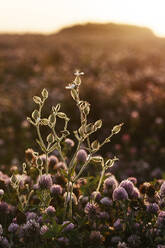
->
[
  {"left": 65, "top": 83, "right": 76, "bottom": 90},
  {"left": 74, "top": 71, "right": 84, "bottom": 76}
]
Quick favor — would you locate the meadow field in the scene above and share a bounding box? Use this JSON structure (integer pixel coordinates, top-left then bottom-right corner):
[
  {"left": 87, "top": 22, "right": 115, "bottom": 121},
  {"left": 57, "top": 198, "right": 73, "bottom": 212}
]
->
[{"left": 1, "top": 23, "right": 165, "bottom": 247}]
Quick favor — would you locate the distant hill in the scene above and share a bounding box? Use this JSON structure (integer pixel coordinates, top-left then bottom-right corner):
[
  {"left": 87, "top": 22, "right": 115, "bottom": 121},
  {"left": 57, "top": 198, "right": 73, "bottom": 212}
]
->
[{"left": 56, "top": 22, "right": 155, "bottom": 39}]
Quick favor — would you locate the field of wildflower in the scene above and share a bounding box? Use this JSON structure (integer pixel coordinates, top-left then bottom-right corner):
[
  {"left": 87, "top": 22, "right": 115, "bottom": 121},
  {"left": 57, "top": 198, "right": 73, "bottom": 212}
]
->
[{"left": 1, "top": 23, "right": 165, "bottom": 247}]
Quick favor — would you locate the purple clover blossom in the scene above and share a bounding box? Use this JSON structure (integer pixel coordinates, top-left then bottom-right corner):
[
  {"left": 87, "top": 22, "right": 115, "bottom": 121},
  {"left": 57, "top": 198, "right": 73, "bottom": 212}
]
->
[
  {"left": 113, "top": 218, "right": 123, "bottom": 230},
  {"left": 40, "top": 225, "right": 48, "bottom": 235},
  {"left": 91, "top": 191, "right": 101, "bottom": 202},
  {"left": 99, "top": 211, "right": 109, "bottom": 220},
  {"left": 0, "top": 202, "right": 8, "bottom": 214},
  {"left": 160, "top": 181, "right": 165, "bottom": 198},
  {"left": 0, "top": 236, "right": 10, "bottom": 248},
  {"left": 76, "top": 149, "right": 87, "bottom": 163},
  {"left": 84, "top": 202, "right": 100, "bottom": 219},
  {"left": 0, "top": 225, "right": 3, "bottom": 235},
  {"left": 119, "top": 180, "right": 134, "bottom": 196},
  {"left": 64, "top": 138, "right": 75, "bottom": 147},
  {"left": 50, "top": 184, "right": 63, "bottom": 195},
  {"left": 103, "top": 176, "right": 118, "bottom": 192},
  {"left": 26, "top": 212, "right": 37, "bottom": 221},
  {"left": 48, "top": 155, "right": 59, "bottom": 168},
  {"left": 111, "top": 236, "right": 122, "bottom": 244},
  {"left": 130, "top": 187, "right": 140, "bottom": 199},
  {"left": 127, "top": 177, "right": 137, "bottom": 185},
  {"left": 22, "top": 219, "right": 40, "bottom": 237},
  {"left": 38, "top": 174, "right": 53, "bottom": 190},
  {"left": 127, "top": 234, "right": 141, "bottom": 247},
  {"left": 146, "top": 203, "right": 159, "bottom": 214},
  {"left": 157, "top": 211, "right": 165, "bottom": 228},
  {"left": 0, "top": 189, "right": 4, "bottom": 197},
  {"left": 57, "top": 237, "right": 69, "bottom": 246},
  {"left": 45, "top": 206, "right": 56, "bottom": 216},
  {"left": 100, "top": 197, "right": 113, "bottom": 206},
  {"left": 113, "top": 187, "right": 128, "bottom": 201},
  {"left": 62, "top": 221, "right": 75, "bottom": 232},
  {"left": 89, "top": 231, "right": 103, "bottom": 244},
  {"left": 8, "top": 223, "right": 19, "bottom": 233}
]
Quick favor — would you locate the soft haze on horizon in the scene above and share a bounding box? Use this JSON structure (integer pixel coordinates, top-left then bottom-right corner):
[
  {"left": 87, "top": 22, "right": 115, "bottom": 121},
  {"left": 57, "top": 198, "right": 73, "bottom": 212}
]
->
[{"left": 0, "top": 0, "right": 165, "bottom": 36}]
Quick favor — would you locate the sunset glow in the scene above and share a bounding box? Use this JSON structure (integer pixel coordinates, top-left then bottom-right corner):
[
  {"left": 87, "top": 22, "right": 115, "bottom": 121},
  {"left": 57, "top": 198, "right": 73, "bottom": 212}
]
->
[{"left": 0, "top": 0, "right": 165, "bottom": 36}]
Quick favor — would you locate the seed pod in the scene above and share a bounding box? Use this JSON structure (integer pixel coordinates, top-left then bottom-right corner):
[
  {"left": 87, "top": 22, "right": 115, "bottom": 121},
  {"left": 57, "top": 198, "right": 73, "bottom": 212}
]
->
[
  {"left": 71, "top": 89, "right": 79, "bottom": 101},
  {"left": 33, "top": 96, "right": 42, "bottom": 105},
  {"left": 32, "top": 110, "right": 40, "bottom": 120},
  {"left": 36, "top": 157, "right": 43, "bottom": 167},
  {"left": 94, "top": 120, "right": 102, "bottom": 129},
  {"left": 47, "top": 133, "right": 55, "bottom": 144},
  {"left": 41, "top": 88, "right": 48, "bottom": 99},
  {"left": 91, "top": 140, "right": 100, "bottom": 150},
  {"left": 57, "top": 112, "right": 66, "bottom": 119},
  {"left": 91, "top": 156, "right": 103, "bottom": 163},
  {"left": 40, "top": 118, "right": 49, "bottom": 125},
  {"left": 49, "top": 113, "right": 56, "bottom": 125},
  {"left": 112, "top": 123, "right": 124, "bottom": 135}
]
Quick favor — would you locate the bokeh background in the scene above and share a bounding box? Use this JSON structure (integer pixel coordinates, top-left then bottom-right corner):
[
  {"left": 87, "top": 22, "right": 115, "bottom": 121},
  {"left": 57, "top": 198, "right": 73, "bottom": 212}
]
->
[{"left": 1, "top": 0, "right": 165, "bottom": 181}]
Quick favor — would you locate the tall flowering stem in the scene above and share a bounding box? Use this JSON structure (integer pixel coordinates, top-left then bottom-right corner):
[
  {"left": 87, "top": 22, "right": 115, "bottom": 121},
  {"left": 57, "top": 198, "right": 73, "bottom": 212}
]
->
[{"left": 27, "top": 71, "right": 123, "bottom": 219}]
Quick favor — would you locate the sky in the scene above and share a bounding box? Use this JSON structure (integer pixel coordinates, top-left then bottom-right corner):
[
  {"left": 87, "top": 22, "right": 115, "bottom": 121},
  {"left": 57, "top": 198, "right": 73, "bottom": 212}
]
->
[{"left": 0, "top": 0, "right": 165, "bottom": 36}]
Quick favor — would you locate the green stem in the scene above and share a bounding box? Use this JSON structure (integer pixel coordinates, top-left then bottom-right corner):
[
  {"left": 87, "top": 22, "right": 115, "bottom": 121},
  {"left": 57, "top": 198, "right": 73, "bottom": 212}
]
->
[
  {"left": 73, "top": 154, "right": 91, "bottom": 182},
  {"left": 45, "top": 152, "right": 48, "bottom": 174},
  {"left": 63, "top": 181, "right": 70, "bottom": 221},
  {"left": 69, "top": 183, "right": 73, "bottom": 219},
  {"left": 96, "top": 167, "right": 105, "bottom": 193}
]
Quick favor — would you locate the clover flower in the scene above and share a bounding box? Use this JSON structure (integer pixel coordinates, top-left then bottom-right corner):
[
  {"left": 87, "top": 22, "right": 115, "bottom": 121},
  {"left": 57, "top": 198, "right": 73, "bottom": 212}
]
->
[
  {"left": 111, "top": 236, "right": 122, "bottom": 244},
  {"left": 0, "top": 236, "right": 10, "bottom": 248},
  {"left": 50, "top": 184, "right": 63, "bottom": 195},
  {"left": 146, "top": 203, "right": 159, "bottom": 214},
  {"left": 157, "top": 211, "right": 165, "bottom": 228},
  {"left": 76, "top": 149, "right": 88, "bottom": 164},
  {"left": 113, "top": 218, "right": 123, "bottom": 230},
  {"left": 103, "top": 175, "right": 118, "bottom": 193},
  {"left": 40, "top": 225, "right": 48, "bottom": 235},
  {"left": 84, "top": 202, "right": 100, "bottom": 219},
  {"left": 22, "top": 219, "right": 40, "bottom": 237},
  {"left": 62, "top": 221, "right": 75, "bottom": 232},
  {"left": 37, "top": 174, "right": 53, "bottom": 190},
  {"left": 100, "top": 197, "right": 112, "bottom": 206},
  {"left": 99, "top": 211, "right": 109, "bottom": 220},
  {"left": 57, "top": 237, "right": 69, "bottom": 246},
  {"left": 0, "top": 202, "right": 8, "bottom": 214},
  {"left": 113, "top": 187, "right": 128, "bottom": 201},
  {"left": 89, "top": 231, "right": 103, "bottom": 245},
  {"left": 64, "top": 138, "right": 75, "bottom": 148},
  {"left": 45, "top": 206, "right": 56, "bottom": 216},
  {"left": 48, "top": 155, "right": 59, "bottom": 169},
  {"left": 26, "top": 212, "right": 37, "bottom": 221},
  {"left": 91, "top": 191, "right": 101, "bottom": 202},
  {"left": 160, "top": 181, "right": 165, "bottom": 198},
  {"left": 0, "top": 189, "right": 4, "bottom": 197},
  {"left": 0, "top": 225, "right": 3, "bottom": 235},
  {"left": 127, "top": 234, "right": 141, "bottom": 247},
  {"left": 130, "top": 187, "right": 140, "bottom": 199},
  {"left": 127, "top": 177, "right": 137, "bottom": 185},
  {"left": 119, "top": 179, "right": 134, "bottom": 196},
  {"left": 8, "top": 223, "right": 19, "bottom": 233}
]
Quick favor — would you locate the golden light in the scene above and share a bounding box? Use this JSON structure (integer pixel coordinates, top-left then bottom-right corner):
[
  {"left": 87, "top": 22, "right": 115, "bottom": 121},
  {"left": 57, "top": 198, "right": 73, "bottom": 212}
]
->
[{"left": 0, "top": 0, "right": 165, "bottom": 36}]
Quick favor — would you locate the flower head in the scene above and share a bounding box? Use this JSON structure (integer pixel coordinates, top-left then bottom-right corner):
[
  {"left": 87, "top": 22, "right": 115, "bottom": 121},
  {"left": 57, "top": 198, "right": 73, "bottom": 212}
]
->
[
  {"left": 37, "top": 174, "right": 53, "bottom": 190},
  {"left": 113, "top": 187, "right": 128, "bottom": 201}
]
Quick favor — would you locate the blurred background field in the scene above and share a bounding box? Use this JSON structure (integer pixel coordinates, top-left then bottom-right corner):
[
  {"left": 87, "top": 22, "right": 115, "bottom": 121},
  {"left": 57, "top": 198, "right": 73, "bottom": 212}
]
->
[{"left": 1, "top": 22, "right": 165, "bottom": 181}]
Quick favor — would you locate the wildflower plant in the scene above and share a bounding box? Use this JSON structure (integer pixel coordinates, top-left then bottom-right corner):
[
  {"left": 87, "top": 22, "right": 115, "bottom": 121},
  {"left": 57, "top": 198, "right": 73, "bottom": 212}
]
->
[{"left": 26, "top": 71, "right": 123, "bottom": 219}]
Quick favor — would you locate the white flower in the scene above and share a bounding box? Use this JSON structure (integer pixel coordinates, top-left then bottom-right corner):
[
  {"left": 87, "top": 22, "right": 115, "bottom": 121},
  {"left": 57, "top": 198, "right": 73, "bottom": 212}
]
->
[
  {"left": 65, "top": 83, "right": 76, "bottom": 90},
  {"left": 74, "top": 71, "right": 84, "bottom": 76}
]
